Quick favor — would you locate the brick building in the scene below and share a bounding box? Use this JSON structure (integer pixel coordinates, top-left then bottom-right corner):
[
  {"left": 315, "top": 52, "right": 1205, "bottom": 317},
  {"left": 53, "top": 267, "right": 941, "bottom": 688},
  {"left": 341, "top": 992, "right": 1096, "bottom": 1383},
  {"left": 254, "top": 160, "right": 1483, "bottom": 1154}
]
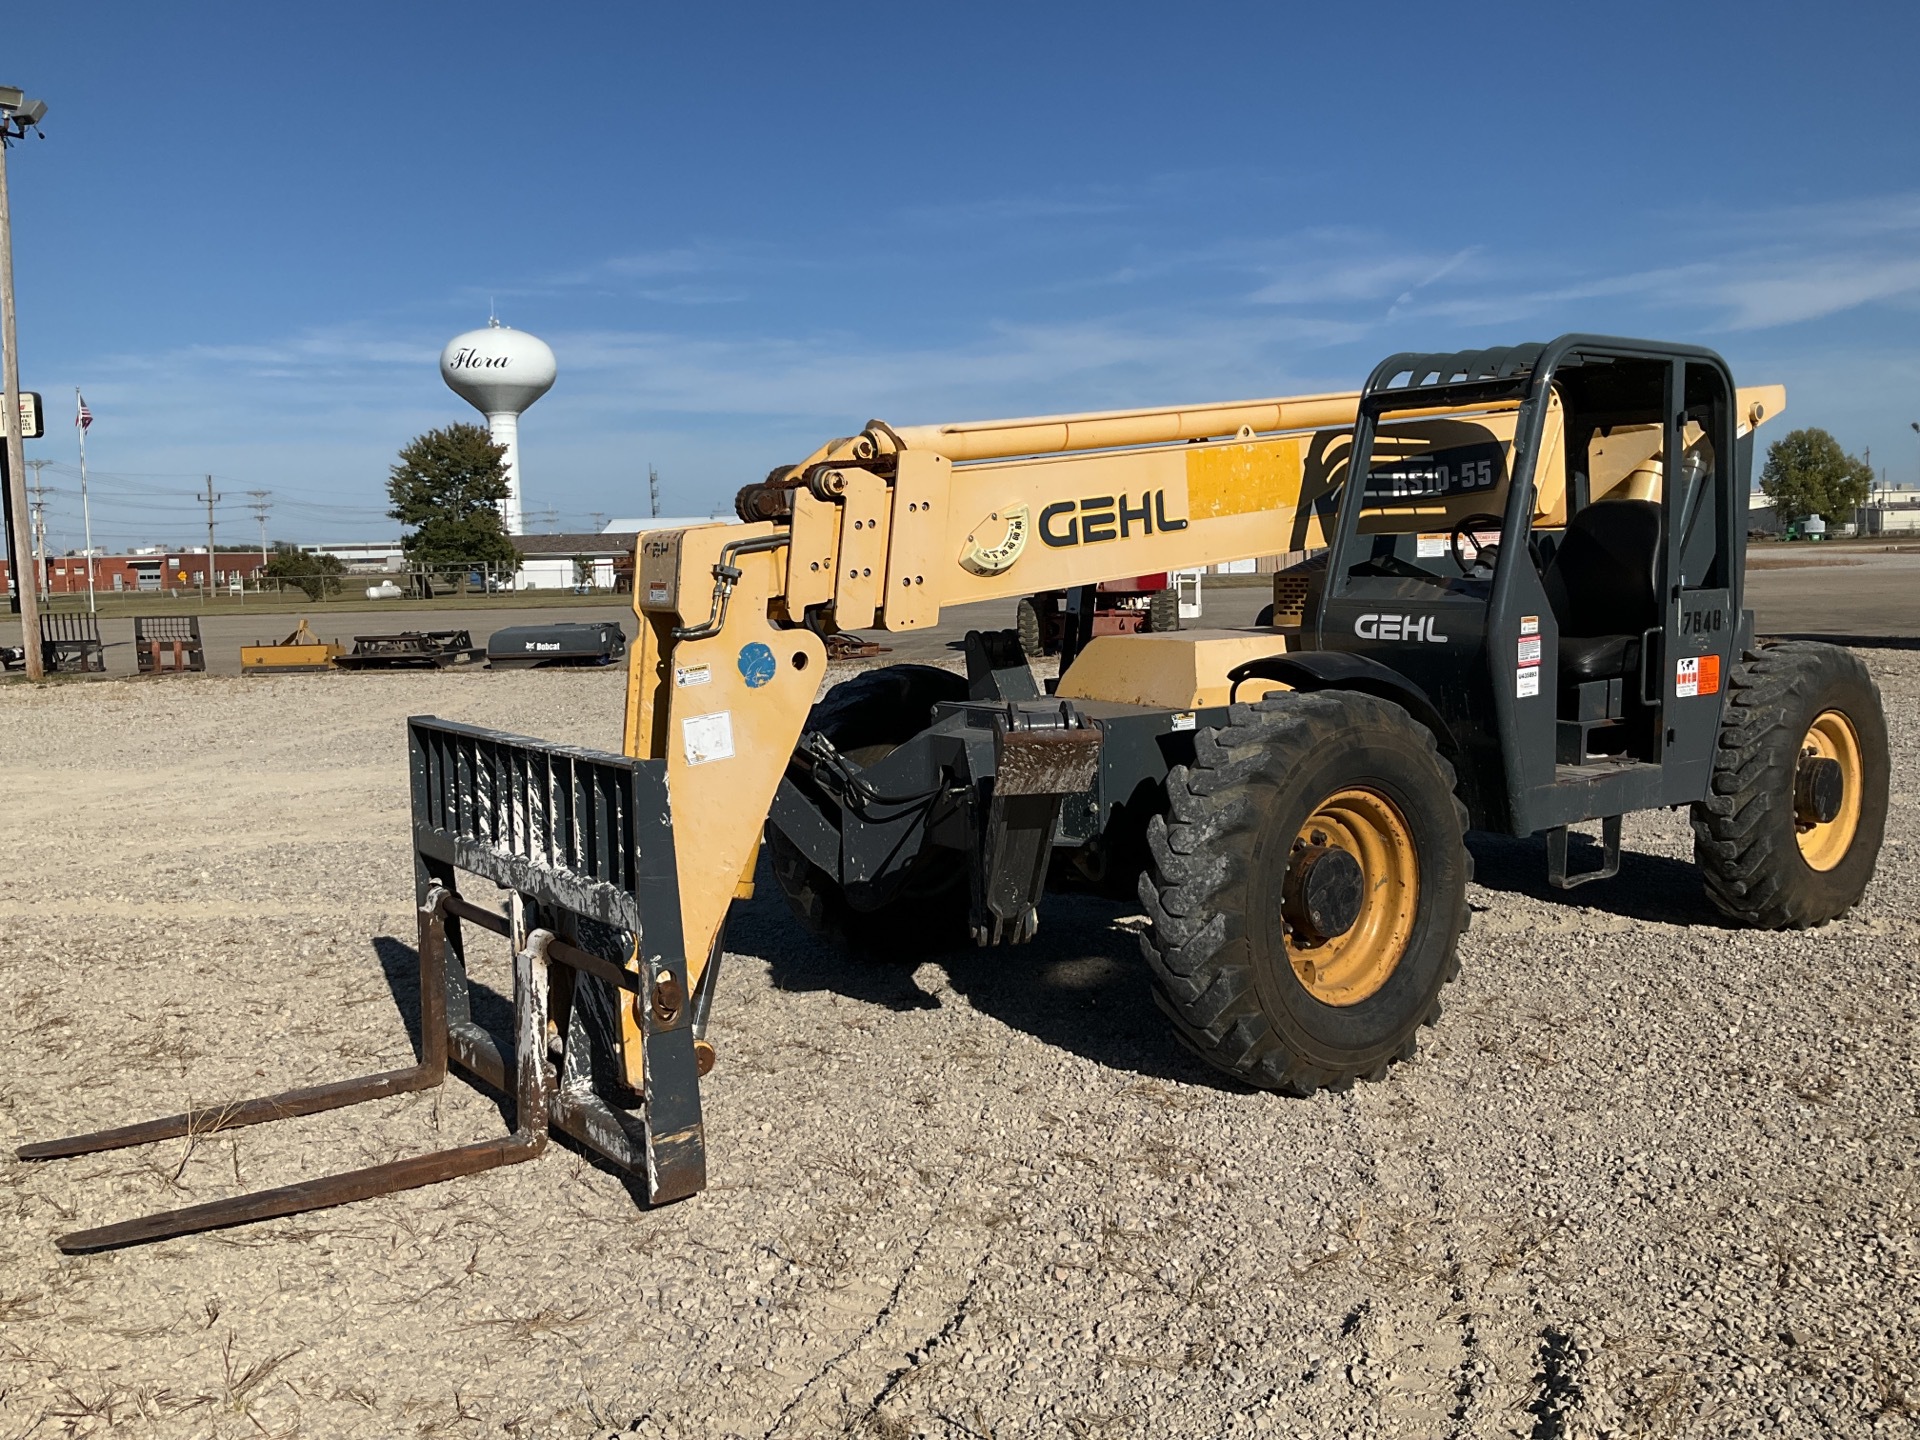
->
[{"left": 1, "top": 548, "right": 270, "bottom": 597}]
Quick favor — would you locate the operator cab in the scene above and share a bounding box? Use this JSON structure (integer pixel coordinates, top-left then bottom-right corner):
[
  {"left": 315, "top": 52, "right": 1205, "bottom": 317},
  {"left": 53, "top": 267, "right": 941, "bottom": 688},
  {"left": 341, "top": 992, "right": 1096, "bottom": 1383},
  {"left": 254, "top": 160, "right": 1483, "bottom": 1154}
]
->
[{"left": 1307, "top": 336, "right": 1749, "bottom": 849}]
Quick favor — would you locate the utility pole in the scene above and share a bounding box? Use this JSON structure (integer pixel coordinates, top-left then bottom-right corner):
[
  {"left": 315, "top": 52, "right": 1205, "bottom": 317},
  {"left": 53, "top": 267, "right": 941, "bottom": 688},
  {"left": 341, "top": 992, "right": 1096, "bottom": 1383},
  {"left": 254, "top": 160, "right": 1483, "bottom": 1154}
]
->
[
  {"left": 588, "top": 509, "right": 607, "bottom": 533},
  {"left": 0, "top": 85, "right": 47, "bottom": 677},
  {"left": 244, "top": 489, "right": 270, "bottom": 580},
  {"left": 648, "top": 464, "right": 661, "bottom": 519},
  {"left": 76, "top": 387, "right": 94, "bottom": 613},
  {"left": 197, "top": 474, "right": 220, "bottom": 598},
  {"left": 25, "top": 455, "right": 47, "bottom": 599}
]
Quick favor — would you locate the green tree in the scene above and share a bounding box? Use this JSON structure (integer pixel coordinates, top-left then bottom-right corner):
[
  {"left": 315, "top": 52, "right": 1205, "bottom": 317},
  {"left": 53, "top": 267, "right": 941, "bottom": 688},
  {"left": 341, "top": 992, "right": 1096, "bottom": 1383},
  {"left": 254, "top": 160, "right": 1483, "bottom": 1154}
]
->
[
  {"left": 262, "top": 544, "right": 346, "bottom": 600},
  {"left": 1760, "top": 428, "right": 1874, "bottom": 528},
  {"left": 386, "top": 423, "right": 521, "bottom": 579}
]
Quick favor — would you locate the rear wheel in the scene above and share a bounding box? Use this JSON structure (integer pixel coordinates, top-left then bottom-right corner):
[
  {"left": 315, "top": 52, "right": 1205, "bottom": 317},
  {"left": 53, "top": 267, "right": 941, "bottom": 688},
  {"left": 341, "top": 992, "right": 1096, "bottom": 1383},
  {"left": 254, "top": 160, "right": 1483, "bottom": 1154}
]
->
[
  {"left": 767, "top": 664, "right": 970, "bottom": 956},
  {"left": 1145, "top": 588, "right": 1180, "bottom": 634},
  {"left": 1138, "top": 691, "right": 1470, "bottom": 1094},
  {"left": 1691, "top": 641, "right": 1888, "bottom": 928},
  {"left": 1016, "top": 596, "right": 1046, "bottom": 657}
]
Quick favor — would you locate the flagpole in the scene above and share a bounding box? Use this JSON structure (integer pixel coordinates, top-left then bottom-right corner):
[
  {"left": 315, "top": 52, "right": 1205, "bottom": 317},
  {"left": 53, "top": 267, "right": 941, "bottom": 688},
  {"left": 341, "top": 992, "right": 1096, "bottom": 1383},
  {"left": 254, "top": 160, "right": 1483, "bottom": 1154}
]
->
[{"left": 76, "top": 386, "right": 94, "bottom": 614}]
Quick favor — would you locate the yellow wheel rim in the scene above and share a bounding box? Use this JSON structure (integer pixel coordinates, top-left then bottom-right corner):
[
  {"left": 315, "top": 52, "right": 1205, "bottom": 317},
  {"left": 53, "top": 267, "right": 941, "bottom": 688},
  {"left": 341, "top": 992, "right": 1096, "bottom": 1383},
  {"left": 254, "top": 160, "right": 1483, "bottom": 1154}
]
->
[
  {"left": 1286, "top": 788, "right": 1419, "bottom": 1007},
  {"left": 1796, "top": 710, "right": 1863, "bottom": 872}
]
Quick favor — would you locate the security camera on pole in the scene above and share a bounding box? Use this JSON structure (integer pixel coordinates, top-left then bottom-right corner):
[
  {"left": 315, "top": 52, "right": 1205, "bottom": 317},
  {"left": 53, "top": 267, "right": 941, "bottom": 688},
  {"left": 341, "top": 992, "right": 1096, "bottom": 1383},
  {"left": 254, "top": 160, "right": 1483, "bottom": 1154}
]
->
[{"left": 438, "top": 319, "right": 556, "bottom": 537}]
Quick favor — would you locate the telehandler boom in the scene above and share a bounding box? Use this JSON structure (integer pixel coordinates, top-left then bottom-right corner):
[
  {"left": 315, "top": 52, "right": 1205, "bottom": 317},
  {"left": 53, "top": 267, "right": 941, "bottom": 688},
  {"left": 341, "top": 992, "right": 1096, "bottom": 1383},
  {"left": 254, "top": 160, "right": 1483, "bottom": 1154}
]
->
[{"left": 22, "top": 335, "right": 1889, "bottom": 1251}]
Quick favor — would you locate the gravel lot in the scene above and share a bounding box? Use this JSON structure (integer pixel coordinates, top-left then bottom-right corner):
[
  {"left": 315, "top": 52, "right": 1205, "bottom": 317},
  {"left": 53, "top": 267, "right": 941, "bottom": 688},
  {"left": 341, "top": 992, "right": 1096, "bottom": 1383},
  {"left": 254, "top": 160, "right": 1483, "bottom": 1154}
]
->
[{"left": 1, "top": 649, "right": 1915, "bottom": 1439}]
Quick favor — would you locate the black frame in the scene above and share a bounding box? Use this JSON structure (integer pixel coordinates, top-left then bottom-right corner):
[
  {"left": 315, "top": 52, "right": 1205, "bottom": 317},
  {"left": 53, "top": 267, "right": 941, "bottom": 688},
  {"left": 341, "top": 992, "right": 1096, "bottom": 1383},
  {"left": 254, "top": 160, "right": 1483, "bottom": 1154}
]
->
[{"left": 1319, "top": 334, "right": 1747, "bottom": 836}]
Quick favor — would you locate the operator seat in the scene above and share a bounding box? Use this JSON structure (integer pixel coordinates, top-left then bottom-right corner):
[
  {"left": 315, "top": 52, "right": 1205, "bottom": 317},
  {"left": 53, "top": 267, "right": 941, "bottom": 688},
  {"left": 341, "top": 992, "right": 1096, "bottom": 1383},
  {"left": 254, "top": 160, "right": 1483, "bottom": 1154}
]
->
[{"left": 1541, "top": 499, "right": 1664, "bottom": 685}]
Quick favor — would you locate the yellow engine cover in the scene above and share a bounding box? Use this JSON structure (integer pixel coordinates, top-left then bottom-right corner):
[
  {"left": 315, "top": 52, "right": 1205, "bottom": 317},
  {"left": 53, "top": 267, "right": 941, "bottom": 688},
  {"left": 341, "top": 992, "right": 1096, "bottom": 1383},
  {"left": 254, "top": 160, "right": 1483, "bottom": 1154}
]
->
[{"left": 1055, "top": 629, "right": 1289, "bottom": 710}]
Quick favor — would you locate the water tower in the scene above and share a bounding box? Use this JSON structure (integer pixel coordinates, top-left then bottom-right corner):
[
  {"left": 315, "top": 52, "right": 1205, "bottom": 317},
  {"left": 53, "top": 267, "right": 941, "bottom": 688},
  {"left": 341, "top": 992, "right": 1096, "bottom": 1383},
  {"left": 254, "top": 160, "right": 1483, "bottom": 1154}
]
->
[{"left": 439, "top": 319, "right": 557, "bottom": 535}]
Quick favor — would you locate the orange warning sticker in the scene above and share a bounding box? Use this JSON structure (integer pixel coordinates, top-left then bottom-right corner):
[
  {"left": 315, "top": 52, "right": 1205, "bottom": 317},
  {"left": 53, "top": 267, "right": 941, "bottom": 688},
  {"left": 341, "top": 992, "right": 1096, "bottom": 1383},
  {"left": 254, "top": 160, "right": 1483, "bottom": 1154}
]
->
[{"left": 1676, "top": 654, "right": 1723, "bottom": 698}]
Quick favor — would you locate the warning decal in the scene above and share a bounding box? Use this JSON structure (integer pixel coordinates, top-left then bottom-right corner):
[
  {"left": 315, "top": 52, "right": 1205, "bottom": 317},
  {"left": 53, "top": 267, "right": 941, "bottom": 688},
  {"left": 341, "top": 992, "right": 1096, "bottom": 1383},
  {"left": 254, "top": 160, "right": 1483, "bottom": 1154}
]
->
[
  {"left": 1676, "top": 655, "right": 1723, "bottom": 698},
  {"left": 683, "top": 710, "right": 735, "bottom": 765}
]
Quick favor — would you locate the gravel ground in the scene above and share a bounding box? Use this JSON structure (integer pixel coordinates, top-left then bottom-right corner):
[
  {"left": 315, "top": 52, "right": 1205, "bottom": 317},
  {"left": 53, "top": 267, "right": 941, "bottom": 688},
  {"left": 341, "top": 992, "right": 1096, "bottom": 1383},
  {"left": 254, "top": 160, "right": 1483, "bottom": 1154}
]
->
[{"left": 0, "top": 653, "right": 1915, "bottom": 1439}]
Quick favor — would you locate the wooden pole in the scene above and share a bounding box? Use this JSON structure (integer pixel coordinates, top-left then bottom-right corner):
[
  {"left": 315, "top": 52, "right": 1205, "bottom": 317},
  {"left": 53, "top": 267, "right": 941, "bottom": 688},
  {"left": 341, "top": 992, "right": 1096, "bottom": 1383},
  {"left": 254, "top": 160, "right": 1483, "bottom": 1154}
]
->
[{"left": 0, "top": 133, "right": 42, "bottom": 679}]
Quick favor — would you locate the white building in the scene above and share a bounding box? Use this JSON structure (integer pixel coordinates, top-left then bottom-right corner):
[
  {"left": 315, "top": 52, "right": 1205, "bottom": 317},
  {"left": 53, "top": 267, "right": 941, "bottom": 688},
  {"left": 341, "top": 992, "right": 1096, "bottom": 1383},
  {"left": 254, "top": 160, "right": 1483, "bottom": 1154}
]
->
[
  {"left": 510, "top": 519, "right": 739, "bottom": 591},
  {"left": 1858, "top": 484, "right": 1920, "bottom": 537},
  {"left": 309, "top": 540, "right": 407, "bottom": 571}
]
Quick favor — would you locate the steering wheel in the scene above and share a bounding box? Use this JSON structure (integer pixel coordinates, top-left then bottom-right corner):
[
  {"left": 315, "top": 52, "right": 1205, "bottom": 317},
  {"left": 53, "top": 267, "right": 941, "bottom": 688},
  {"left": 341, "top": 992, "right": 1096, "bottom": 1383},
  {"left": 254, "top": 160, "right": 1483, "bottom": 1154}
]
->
[{"left": 1448, "top": 513, "right": 1506, "bottom": 575}]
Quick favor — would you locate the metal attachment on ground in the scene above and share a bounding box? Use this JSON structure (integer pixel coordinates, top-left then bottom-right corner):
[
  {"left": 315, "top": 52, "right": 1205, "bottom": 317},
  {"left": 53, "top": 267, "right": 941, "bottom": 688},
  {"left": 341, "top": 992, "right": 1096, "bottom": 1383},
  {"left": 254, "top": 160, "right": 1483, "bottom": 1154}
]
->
[
  {"left": 17, "top": 718, "right": 707, "bottom": 1250},
  {"left": 333, "top": 630, "right": 483, "bottom": 670},
  {"left": 240, "top": 618, "right": 345, "bottom": 673},
  {"left": 37, "top": 612, "right": 104, "bottom": 673},
  {"left": 485, "top": 620, "right": 627, "bottom": 669},
  {"left": 134, "top": 614, "right": 205, "bottom": 674}
]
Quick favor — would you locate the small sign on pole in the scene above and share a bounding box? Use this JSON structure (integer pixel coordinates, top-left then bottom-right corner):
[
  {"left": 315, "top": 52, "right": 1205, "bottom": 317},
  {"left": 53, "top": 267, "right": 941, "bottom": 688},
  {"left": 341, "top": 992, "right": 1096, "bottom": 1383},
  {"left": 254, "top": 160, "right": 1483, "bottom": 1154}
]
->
[{"left": 0, "top": 391, "right": 43, "bottom": 438}]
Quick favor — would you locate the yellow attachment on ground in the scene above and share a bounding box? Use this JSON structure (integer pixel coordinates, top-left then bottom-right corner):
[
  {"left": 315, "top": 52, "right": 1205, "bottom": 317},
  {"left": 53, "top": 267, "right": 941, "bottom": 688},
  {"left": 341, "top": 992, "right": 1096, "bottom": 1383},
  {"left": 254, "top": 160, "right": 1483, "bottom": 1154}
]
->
[
  {"left": 1055, "top": 629, "right": 1290, "bottom": 709},
  {"left": 240, "top": 619, "right": 344, "bottom": 672}
]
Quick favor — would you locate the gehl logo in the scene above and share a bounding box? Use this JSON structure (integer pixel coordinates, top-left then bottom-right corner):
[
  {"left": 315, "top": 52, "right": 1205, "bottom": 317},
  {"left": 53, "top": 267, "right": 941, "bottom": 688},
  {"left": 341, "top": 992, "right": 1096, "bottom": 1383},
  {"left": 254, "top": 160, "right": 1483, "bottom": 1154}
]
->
[
  {"left": 1355, "top": 613, "right": 1449, "bottom": 643},
  {"left": 961, "top": 490, "right": 1191, "bottom": 575},
  {"left": 1039, "top": 491, "right": 1188, "bottom": 548}
]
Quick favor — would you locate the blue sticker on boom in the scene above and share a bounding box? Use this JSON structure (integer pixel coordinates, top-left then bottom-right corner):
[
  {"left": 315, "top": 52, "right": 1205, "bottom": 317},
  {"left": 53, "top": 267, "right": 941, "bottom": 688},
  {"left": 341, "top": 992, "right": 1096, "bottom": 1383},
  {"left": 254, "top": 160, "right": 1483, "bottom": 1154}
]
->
[{"left": 737, "top": 641, "right": 777, "bottom": 689}]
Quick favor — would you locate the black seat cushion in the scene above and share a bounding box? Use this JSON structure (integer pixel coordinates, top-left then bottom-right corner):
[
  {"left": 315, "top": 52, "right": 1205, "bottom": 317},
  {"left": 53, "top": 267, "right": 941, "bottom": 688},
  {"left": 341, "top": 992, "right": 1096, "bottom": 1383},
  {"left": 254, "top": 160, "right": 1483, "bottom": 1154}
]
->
[
  {"left": 1560, "top": 633, "right": 1640, "bottom": 685},
  {"left": 1542, "top": 499, "right": 1663, "bottom": 683}
]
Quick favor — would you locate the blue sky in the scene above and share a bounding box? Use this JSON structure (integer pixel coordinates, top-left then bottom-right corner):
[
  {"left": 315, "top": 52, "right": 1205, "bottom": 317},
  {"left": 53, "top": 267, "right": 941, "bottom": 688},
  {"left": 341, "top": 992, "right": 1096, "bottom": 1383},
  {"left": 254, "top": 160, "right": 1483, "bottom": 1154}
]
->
[{"left": 7, "top": 1, "right": 1920, "bottom": 550}]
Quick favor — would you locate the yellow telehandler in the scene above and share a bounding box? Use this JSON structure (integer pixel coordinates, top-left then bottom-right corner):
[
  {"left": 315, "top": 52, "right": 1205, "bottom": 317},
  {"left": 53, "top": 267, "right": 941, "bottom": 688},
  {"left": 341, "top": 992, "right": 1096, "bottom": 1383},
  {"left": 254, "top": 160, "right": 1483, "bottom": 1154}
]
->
[{"left": 21, "top": 335, "right": 1888, "bottom": 1250}]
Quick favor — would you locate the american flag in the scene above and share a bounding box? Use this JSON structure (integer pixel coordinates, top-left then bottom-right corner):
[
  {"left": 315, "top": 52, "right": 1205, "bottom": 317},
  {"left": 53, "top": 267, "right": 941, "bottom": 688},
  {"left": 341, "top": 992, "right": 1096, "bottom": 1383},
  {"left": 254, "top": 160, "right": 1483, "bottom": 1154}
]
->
[{"left": 75, "top": 394, "right": 92, "bottom": 430}]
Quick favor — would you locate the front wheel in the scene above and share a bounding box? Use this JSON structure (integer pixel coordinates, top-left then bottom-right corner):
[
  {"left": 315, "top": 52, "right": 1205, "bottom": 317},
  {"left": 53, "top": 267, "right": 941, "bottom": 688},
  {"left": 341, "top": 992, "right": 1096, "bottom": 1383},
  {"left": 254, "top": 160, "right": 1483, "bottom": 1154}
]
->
[
  {"left": 1138, "top": 691, "right": 1470, "bottom": 1094},
  {"left": 1691, "top": 641, "right": 1888, "bottom": 928}
]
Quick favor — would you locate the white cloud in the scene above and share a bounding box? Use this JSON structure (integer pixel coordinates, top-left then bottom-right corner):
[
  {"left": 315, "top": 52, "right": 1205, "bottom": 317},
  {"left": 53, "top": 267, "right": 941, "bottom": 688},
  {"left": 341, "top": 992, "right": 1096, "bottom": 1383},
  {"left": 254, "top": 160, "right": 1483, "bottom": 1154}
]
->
[{"left": 36, "top": 186, "right": 1920, "bottom": 544}]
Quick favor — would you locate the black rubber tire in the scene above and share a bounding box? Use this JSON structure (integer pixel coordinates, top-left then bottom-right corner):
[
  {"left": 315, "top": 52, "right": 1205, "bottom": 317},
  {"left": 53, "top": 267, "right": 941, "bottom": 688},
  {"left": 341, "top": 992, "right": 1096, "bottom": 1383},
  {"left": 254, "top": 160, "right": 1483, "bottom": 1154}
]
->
[
  {"left": 1016, "top": 597, "right": 1046, "bottom": 658},
  {"left": 1254, "top": 603, "right": 1275, "bottom": 628},
  {"left": 1145, "top": 588, "right": 1180, "bottom": 634},
  {"left": 767, "top": 663, "right": 970, "bottom": 956},
  {"left": 1691, "top": 641, "right": 1888, "bottom": 928},
  {"left": 1137, "top": 690, "right": 1470, "bottom": 1094}
]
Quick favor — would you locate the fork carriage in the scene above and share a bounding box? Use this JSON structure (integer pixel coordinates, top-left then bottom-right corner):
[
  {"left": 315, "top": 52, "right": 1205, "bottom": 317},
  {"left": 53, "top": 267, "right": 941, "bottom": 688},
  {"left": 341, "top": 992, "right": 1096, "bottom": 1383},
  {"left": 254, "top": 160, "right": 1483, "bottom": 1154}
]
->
[{"left": 18, "top": 718, "right": 707, "bottom": 1252}]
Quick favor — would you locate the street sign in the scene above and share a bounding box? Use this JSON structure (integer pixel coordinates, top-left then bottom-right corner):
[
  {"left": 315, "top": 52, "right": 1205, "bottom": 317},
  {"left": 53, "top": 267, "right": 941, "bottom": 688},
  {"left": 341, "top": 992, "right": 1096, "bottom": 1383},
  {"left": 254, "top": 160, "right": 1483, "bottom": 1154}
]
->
[{"left": 1, "top": 391, "right": 44, "bottom": 439}]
